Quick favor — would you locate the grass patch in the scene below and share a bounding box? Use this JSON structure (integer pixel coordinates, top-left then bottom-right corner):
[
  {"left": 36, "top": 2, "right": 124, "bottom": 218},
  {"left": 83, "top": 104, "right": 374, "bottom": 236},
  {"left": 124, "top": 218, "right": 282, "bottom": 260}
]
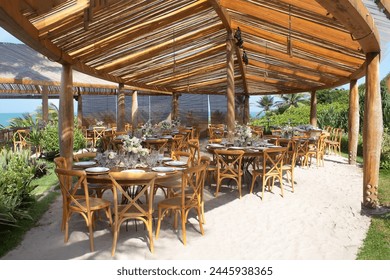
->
[
  {"left": 31, "top": 161, "right": 58, "bottom": 196},
  {"left": 0, "top": 190, "right": 59, "bottom": 258},
  {"left": 357, "top": 215, "right": 390, "bottom": 260},
  {"left": 0, "top": 160, "right": 59, "bottom": 258},
  {"left": 357, "top": 169, "right": 390, "bottom": 259}
]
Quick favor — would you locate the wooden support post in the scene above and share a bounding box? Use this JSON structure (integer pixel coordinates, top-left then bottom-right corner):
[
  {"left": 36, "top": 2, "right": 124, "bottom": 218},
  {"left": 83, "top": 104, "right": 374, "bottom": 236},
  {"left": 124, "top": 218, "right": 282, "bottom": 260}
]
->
[
  {"left": 131, "top": 90, "right": 138, "bottom": 132},
  {"left": 77, "top": 89, "right": 83, "bottom": 128},
  {"left": 42, "top": 85, "right": 49, "bottom": 125},
  {"left": 117, "top": 83, "right": 125, "bottom": 131},
  {"left": 348, "top": 79, "right": 359, "bottom": 165},
  {"left": 226, "top": 34, "right": 235, "bottom": 139},
  {"left": 363, "top": 52, "right": 382, "bottom": 209},
  {"left": 172, "top": 93, "right": 180, "bottom": 121},
  {"left": 243, "top": 95, "right": 250, "bottom": 125},
  {"left": 310, "top": 91, "right": 317, "bottom": 127},
  {"left": 59, "top": 63, "right": 74, "bottom": 168}
]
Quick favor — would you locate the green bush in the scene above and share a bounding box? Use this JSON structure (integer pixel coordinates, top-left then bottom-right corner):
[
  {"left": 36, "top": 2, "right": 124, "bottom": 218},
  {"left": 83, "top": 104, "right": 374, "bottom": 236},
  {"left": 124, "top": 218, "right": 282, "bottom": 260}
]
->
[
  {"left": 0, "top": 149, "right": 37, "bottom": 229},
  {"left": 380, "top": 129, "right": 390, "bottom": 170},
  {"left": 40, "top": 120, "right": 86, "bottom": 154},
  {"left": 251, "top": 102, "right": 349, "bottom": 132}
]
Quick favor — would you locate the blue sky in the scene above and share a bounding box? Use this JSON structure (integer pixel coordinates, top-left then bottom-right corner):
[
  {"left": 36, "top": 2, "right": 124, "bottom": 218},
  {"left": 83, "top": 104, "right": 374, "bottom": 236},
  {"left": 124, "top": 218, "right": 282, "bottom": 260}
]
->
[{"left": 1, "top": 28, "right": 390, "bottom": 114}]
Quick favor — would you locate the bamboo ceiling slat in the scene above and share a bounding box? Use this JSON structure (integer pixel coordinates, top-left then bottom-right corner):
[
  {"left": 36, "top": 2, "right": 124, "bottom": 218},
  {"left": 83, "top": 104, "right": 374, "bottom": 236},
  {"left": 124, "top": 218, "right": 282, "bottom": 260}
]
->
[{"left": 0, "top": 0, "right": 386, "bottom": 96}]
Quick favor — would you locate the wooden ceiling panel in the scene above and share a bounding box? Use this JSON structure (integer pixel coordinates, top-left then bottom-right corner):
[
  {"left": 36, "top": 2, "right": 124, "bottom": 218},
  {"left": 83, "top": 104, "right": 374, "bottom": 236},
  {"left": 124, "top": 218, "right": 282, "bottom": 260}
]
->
[{"left": 0, "top": 0, "right": 382, "bottom": 95}]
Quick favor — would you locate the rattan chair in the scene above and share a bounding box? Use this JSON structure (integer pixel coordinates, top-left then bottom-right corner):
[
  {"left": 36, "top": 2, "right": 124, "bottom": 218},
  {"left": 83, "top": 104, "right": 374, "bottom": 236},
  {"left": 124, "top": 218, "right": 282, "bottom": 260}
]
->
[
  {"left": 109, "top": 171, "right": 157, "bottom": 255},
  {"left": 155, "top": 164, "right": 207, "bottom": 245},
  {"left": 214, "top": 149, "right": 245, "bottom": 198},
  {"left": 250, "top": 147, "right": 287, "bottom": 199},
  {"left": 54, "top": 168, "right": 112, "bottom": 252}
]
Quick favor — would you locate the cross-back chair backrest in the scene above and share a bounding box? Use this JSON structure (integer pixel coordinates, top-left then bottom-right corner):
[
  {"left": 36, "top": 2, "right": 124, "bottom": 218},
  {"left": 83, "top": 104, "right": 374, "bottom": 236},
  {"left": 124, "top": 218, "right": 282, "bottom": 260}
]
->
[
  {"left": 262, "top": 147, "right": 287, "bottom": 178},
  {"left": 180, "top": 163, "right": 207, "bottom": 207},
  {"left": 54, "top": 156, "right": 68, "bottom": 169},
  {"left": 215, "top": 149, "right": 245, "bottom": 179},
  {"left": 171, "top": 134, "right": 184, "bottom": 152},
  {"left": 279, "top": 139, "right": 294, "bottom": 165},
  {"left": 55, "top": 168, "right": 91, "bottom": 212},
  {"left": 209, "top": 126, "right": 224, "bottom": 139},
  {"left": 293, "top": 138, "right": 309, "bottom": 157},
  {"left": 109, "top": 172, "right": 156, "bottom": 219},
  {"left": 93, "top": 126, "right": 106, "bottom": 138},
  {"left": 144, "top": 138, "right": 168, "bottom": 153},
  {"left": 188, "top": 139, "right": 201, "bottom": 167},
  {"left": 13, "top": 129, "right": 29, "bottom": 150},
  {"left": 171, "top": 150, "right": 192, "bottom": 165}
]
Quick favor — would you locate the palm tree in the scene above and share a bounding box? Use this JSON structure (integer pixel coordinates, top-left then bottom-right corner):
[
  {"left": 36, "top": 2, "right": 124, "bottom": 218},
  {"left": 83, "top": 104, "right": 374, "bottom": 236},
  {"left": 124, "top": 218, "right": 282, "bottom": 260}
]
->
[
  {"left": 34, "top": 102, "right": 59, "bottom": 123},
  {"left": 276, "top": 93, "right": 309, "bottom": 112},
  {"left": 255, "top": 95, "right": 275, "bottom": 116}
]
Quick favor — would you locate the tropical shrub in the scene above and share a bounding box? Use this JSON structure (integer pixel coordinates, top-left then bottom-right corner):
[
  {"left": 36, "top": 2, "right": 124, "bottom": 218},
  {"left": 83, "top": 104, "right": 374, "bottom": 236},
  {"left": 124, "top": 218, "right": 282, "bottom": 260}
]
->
[
  {"left": 0, "top": 149, "right": 37, "bottom": 228},
  {"left": 380, "top": 129, "right": 390, "bottom": 170},
  {"left": 40, "top": 119, "right": 86, "bottom": 154}
]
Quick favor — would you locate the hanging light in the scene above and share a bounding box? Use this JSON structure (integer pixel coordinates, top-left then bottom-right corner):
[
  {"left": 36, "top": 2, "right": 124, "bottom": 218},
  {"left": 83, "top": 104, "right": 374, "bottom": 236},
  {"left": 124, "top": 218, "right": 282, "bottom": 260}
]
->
[
  {"left": 234, "top": 27, "right": 244, "bottom": 48},
  {"left": 242, "top": 50, "right": 249, "bottom": 65}
]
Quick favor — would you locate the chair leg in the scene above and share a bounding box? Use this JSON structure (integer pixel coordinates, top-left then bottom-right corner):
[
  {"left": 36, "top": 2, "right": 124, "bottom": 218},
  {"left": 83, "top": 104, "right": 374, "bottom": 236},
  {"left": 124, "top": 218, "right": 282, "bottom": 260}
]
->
[
  {"left": 181, "top": 210, "right": 187, "bottom": 245},
  {"left": 197, "top": 207, "right": 204, "bottom": 236},
  {"left": 148, "top": 219, "right": 154, "bottom": 253},
  {"left": 249, "top": 173, "right": 258, "bottom": 193},
  {"left": 111, "top": 225, "right": 118, "bottom": 256},
  {"left": 155, "top": 207, "right": 163, "bottom": 239},
  {"left": 87, "top": 217, "right": 95, "bottom": 252}
]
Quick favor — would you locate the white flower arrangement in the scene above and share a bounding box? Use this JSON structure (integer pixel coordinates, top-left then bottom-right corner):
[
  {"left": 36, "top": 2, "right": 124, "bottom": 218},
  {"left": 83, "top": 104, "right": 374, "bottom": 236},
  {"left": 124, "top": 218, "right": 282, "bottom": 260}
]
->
[
  {"left": 235, "top": 122, "right": 252, "bottom": 142},
  {"left": 172, "top": 118, "right": 181, "bottom": 128},
  {"left": 96, "top": 120, "right": 104, "bottom": 126},
  {"left": 122, "top": 135, "right": 149, "bottom": 156},
  {"left": 159, "top": 120, "right": 172, "bottom": 130},
  {"left": 141, "top": 121, "right": 155, "bottom": 137}
]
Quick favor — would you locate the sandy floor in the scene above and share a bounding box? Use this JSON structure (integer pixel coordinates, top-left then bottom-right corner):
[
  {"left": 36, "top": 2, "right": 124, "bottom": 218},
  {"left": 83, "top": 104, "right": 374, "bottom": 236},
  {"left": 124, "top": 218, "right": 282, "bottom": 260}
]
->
[{"left": 2, "top": 155, "right": 370, "bottom": 260}]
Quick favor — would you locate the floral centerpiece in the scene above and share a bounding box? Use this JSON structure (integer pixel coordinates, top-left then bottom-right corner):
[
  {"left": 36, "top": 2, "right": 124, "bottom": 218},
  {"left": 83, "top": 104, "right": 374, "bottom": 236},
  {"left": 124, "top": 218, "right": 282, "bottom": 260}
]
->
[
  {"left": 281, "top": 125, "right": 294, "bottom": 138},
  {"left": 158, "top": 120, "right": 172, "bottom": 131},
  {"left": 122, "top": 135, "right": 149, "bottom": 156},
  {"left": 141, "top": 121, "right": 156, "bottom": 138},
  {"left": 235, "top": 122, "right": 252, "bottom": 145},
  {"left": 95, "top": 120, "right": 104, "bottom": 126},
  {"left": 172, "top": 118, "right": 181, "bottom": 129}
]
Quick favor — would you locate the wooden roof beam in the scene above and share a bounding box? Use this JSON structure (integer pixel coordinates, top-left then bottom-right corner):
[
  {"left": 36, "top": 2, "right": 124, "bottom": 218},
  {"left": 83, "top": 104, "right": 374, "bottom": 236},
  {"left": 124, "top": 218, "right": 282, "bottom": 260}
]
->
[
  {"left": 123, "top": 44, "right": 226, "bottom": 81},
  {"left": 173, "top": 77, "right": 227, "bottom": 92},
  {"left": 96, "top": 23, "right": 224, "bottom": 73},
  {"left": 220, "top": 0, "right": 361, "bottom": 51},
  {"left": 246, "top": 74, "right": 312, "bottom": 90},
  {"left": 69, "top": 0, "right": 210, "bottom": 59},
  {"left": 248, "top": 59, "right": 332, "bottom": 85},
  {"left": 208, "top": 0, "right": 249, "bottom": 95},
  {"left": 33, "top": 0, "right": 89, "bottom": 31},
  {"left": 245, "top": 42, "right": 353, "bottom": 78},
  {"left": 315, "top": 0, "right": 381, "bottom": 53},
  {"left": 231, "top": 20, "right": 364, "bottom": 67},
  {"left": 147, "top": 62, "right": 226, "bottom": 86}
]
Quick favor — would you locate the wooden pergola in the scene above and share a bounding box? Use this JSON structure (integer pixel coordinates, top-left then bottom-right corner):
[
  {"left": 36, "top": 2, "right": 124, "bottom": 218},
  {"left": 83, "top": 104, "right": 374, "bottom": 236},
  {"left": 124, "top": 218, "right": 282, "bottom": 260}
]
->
[{"left": 0, "top": 0, "right": 386, "bottom": 209}]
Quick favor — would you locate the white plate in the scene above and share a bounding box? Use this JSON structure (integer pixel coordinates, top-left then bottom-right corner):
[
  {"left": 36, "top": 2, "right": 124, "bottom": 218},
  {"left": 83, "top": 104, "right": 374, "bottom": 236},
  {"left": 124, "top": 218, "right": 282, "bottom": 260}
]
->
[
  {"left": 74, "top": 161, "right": 96, "bottom": 167},
  {"left": 173, "top": 167, "right": 186, "bottom": 171},
  {"left": 152, "top": 167, "right": 175, "bottom": 172},
  {"left": 121, "top": 169, "right": 145, "bottom": 173},
  {"left": 208, "top": 144, "right": 224, "bottom": 148},
  {"left": 85, "top": 167, "right": 110, "bottom": 173},
  {"left": 229, "top": 146, "right": 245, "bottom": 150},
  {"left": 161, "top": 135, "right": 172, "bottom": 139},
  {"left": 145, "top": 137, "right": 158, "bottom": 140},
  {"left": 165, "top": 160, "right": 187, "bottom": 166},
  {"left": 161, "top": 157, "right": 172, "bottom": 161}
]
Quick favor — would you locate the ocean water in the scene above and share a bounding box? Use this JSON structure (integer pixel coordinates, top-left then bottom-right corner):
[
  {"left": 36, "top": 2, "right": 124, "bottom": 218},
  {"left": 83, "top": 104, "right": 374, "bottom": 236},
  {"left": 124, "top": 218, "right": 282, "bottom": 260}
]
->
[{"left": 0, "top": 113, "right": 25, "bottom": 127}]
